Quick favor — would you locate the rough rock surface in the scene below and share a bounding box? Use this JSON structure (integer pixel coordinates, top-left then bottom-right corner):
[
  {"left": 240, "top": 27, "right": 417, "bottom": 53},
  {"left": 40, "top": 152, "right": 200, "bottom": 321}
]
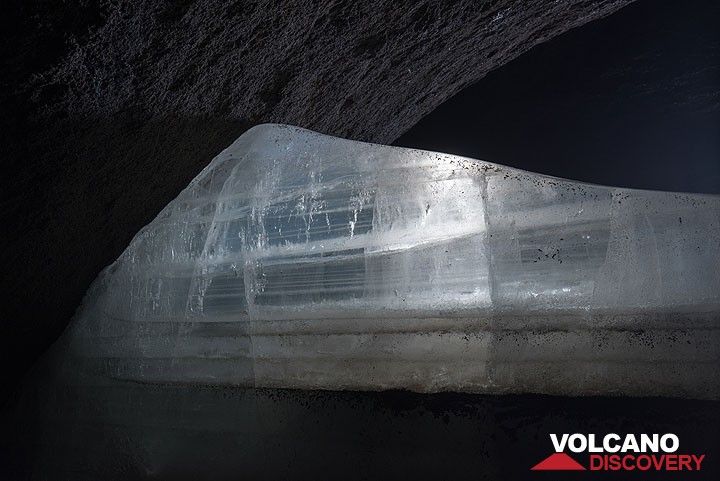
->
[{"left": 0, "top": 0, "right": 631, "bottom": 395}]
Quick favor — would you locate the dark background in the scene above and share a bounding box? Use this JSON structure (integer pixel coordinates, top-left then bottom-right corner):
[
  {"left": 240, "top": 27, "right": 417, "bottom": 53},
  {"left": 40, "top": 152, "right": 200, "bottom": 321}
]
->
[
  {"left": 397, "top": 0, "right": 720, "bottom": 194},
  {"left": 4, "top": 381, "right": 719, "bottom": 480},
  {"left": 2, "top": 0, "right": 720, "bottom": 479}
]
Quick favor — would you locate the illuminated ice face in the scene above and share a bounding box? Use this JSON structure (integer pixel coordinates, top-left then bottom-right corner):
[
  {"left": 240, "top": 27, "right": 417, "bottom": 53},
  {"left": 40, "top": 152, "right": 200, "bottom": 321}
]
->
[{"left": 64, "top": 124, "right": 720, "bottom": 397}]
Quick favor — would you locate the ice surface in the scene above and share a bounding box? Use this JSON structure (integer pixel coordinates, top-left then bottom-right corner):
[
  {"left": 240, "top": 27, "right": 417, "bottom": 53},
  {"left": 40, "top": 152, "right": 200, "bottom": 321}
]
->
[{"left": 58, "top": 124, "right": 720, "bottom": 397}]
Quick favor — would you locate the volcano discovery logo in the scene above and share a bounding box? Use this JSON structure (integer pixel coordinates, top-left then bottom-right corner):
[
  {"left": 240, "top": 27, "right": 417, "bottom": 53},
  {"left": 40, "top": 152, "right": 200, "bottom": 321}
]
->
[{"left": 531, "top": 433, "right": 705, "bottom": 472}]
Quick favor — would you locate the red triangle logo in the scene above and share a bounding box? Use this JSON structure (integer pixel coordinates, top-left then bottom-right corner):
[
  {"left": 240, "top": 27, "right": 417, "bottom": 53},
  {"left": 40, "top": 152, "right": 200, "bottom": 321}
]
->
[{"left": 531, "top": 452, "right": 586, "bottom": 471}]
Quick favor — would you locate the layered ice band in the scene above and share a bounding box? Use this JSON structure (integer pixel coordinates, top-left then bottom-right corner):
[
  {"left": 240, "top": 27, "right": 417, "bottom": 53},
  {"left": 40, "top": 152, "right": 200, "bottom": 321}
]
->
[{"left": 61, "top": 124, "right": 720, "bottom": 398}]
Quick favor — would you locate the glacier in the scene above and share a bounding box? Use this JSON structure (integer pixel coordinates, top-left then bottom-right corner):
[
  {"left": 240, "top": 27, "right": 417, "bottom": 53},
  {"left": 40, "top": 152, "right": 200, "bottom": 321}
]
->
[{"left": 55, "top": 124, "right": 720, "bottom": 398}]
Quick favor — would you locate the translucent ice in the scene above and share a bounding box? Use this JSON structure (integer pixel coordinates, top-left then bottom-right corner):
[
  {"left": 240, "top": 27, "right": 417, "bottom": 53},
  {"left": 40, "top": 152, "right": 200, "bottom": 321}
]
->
[{"left": 58, "top": 124, "right": 720, "bottom": 398}]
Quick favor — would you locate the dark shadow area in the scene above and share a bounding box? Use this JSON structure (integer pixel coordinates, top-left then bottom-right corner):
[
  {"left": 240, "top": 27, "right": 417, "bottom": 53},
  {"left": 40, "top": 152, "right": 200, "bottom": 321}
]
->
[
  {"left": 2, "top": 373, "right": 718, "bottom": 480},
  {"left": 0, "top": 115, "right": 250, "bottom": 405},
  {"left": 396, "top": 0, "right": 720, "bottom": 195}
]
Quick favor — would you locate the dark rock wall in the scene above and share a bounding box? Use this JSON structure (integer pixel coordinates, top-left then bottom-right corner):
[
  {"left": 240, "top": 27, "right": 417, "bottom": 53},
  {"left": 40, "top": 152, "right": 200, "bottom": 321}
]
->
[
  {"left": 0, "top": 0, "right": 630, "bottom": 396},
  {"left": 28, "top": 0, "right": 633, "bottom": 142}
]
